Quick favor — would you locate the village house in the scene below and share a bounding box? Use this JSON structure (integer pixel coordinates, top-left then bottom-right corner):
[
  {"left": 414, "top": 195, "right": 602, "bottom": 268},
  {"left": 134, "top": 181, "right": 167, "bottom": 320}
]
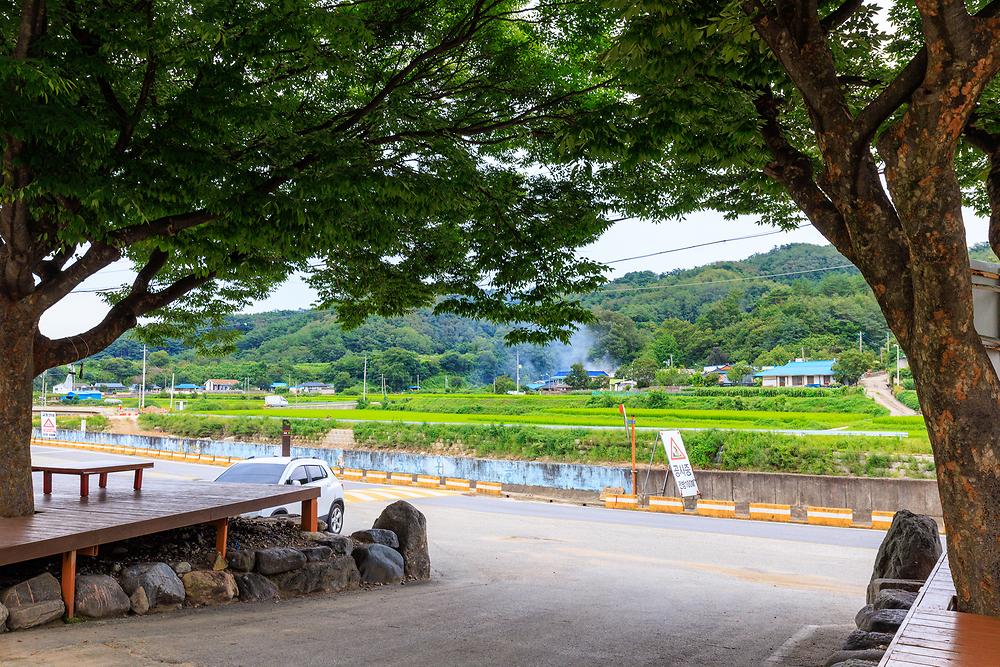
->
[
  {"left": 204, "top": 378, "right": 240, "bottom": 392},
  {"left": 754, "top": 360, "right": 836, "bottom": 387}
]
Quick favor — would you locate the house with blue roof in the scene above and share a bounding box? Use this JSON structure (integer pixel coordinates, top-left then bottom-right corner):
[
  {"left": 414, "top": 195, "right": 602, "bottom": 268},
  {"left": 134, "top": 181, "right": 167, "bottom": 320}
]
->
[
  {"left": 550, "top": 369, "right": 610, "bottom": 379},
  {"left": 754, "top": 360, "right": 836, "bottom": 387}
]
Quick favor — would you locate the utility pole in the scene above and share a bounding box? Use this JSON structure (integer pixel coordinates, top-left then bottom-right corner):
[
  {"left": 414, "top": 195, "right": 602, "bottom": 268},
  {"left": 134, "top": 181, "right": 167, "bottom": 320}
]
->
[
  {"left": 362, "top": 356, "right": 368, "bottom": 401},
  {"left": 41, "top": 370, "right": 47, "bottom": 407},
  {"left": 170, "top": 373, "right": 176, "bottom": 411},
  {"left": 859, "top": 331, "right": 863, "bottom": 352},
  {"left": 140, "top": 344, "right": 147, "bottom": 410},
  {"left": 515, "top": 350, "right": 520, "bottom": 393},
  {"left": 896, "top": 345, "right": 899, "bottom": 384}
]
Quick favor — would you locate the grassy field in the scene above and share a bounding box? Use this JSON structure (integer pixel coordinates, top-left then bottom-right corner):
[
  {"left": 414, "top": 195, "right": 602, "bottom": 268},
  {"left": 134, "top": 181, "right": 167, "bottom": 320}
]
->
[{"left": 136, "top": 413, "right": 934, "bottom": 478}]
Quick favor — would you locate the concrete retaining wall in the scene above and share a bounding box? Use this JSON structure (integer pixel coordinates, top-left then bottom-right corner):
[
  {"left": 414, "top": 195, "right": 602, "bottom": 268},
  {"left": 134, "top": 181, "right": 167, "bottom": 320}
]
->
[{"left": 34, "top": 429, "right": 941, "bottom": 517}]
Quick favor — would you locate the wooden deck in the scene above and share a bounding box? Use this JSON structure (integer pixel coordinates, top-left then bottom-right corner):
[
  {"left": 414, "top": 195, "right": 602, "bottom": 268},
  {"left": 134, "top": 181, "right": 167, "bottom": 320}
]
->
[
  {"left": 880, "top": 555, "right": 1000, "bottom": 665},
  {"left": 0, "top": 478, "right": 320, "bottom": 617}
]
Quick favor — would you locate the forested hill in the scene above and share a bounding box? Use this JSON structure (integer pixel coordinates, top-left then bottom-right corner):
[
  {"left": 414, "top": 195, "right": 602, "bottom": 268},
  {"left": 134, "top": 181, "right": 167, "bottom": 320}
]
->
[{"left": 71, "top": 243, "right": 984, "bottom": 390}]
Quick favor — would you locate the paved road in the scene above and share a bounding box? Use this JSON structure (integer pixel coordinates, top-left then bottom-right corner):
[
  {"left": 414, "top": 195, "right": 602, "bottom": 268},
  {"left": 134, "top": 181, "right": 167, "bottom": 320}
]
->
[
  {"left": 860, "top": 372, "right": 919, "bottom": 417},
  {"left": 5, "top": 446, "right": 884, "bottom": 666}
]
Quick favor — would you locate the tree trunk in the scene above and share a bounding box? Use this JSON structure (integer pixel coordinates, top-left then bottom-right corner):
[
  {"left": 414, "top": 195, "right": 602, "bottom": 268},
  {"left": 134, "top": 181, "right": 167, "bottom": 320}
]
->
[{"left": 0, "top": 303, "right": 37, "bottom": 517}]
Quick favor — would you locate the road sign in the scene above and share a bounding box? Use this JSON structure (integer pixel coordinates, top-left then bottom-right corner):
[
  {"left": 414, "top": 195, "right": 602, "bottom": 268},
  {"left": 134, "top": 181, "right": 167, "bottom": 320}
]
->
[
  {"left": 40, "top": 411, "right": 57, "bottom": 438},
  {"left": 660, "top": 430, "right": 699, "bottom": 497}
]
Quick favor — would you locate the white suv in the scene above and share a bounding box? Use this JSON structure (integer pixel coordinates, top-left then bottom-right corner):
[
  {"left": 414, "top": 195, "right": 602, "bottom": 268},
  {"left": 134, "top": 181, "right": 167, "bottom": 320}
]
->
[{"left": 213, "top": 457, "right": 345, "bottom": 534}]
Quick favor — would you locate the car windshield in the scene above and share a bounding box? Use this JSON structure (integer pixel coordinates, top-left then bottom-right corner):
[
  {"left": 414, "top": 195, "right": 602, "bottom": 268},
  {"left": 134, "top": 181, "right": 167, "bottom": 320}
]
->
[{"left": 215, "top": 463, "right": 285, "bottom": 484}]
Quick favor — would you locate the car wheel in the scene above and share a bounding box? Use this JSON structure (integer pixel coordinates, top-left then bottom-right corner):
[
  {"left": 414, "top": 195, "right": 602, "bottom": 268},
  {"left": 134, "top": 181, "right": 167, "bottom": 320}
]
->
[{"left": 327, "top": 502, "right": 344, "bottom": 534}]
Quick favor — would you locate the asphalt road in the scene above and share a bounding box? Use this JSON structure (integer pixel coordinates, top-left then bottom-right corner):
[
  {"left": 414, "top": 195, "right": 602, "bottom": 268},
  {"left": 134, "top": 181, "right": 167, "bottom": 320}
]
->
[{"left": 4, "top": 446, "right": 884, "bottom": 666}]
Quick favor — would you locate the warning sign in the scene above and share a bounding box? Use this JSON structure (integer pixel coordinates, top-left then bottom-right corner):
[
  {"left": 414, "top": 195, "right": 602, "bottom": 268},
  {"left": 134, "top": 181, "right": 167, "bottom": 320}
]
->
[
  {"left": 40, "top": 411, "right": 57, "bottom": 438},
  {"left": 660, "top": 430, "right": 698, "bottom": 497}
]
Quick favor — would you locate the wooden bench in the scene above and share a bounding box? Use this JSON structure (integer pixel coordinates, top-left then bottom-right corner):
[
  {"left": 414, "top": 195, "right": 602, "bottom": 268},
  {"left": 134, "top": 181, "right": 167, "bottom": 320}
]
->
[
  {"left": 1, "top": 479, "right": 320, "bottom": 618},
  {"left": 32, "top": 460, "right": 154, "bottom": 497},
  {"left": 880, "top": 554, "right": 1000, "bottom": 665}
]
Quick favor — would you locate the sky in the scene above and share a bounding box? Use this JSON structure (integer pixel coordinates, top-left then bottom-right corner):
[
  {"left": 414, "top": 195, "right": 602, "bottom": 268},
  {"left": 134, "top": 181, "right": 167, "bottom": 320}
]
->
[{"left": 38, "top": 210, "right": 994, "bottom": 340}]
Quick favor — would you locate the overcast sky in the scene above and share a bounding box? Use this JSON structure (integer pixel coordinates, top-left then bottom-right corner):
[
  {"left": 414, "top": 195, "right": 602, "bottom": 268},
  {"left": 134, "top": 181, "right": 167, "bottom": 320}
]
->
[{"left": 38, "top": 210, "right": 993, "bottom": 340}]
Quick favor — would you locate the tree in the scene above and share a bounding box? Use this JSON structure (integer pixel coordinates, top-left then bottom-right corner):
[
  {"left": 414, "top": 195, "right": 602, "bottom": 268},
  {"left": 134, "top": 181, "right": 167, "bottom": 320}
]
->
[
  {"left": 0, "top": 0, "right": 617, "bottom": 517},
  {"left": 565, "top": 363, "right": 592, "bottom": 389},
  {"left": 622, "top": 357, "right": 659, "bottom": 388},
  {"left": 588, "top": 307, "right": 647, "bottom": 365},
  {"left": 606, "top": 1, "right": 1000, "bottom": 613},
  {"left": 832, "top": 350, "right": 877, "bottom": 386},
  {"left": 493, "top": 374, "right": 516, "bottom": 394},
  {"left": 727, "top": 362, "right": 753, "bottom": 386}
]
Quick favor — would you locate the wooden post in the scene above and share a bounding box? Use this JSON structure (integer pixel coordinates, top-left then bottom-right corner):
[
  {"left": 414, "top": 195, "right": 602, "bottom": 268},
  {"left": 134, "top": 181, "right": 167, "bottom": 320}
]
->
[
  {"left": 99, "top": 472, "right": 108, "bottom": 488},
  {"left": 80, "top": 474, "right": 89, "bottom": 497},
  {"left": 301, "top": 498, "right": 318, "bottom": 532},
  {"left": 61, "top": 550, "right": 76, "bottom": 618},
  {"left": 214, "top": 518, "right": 229, "bottom": 556},
  {"left": 133, "top": 468, "right": 144, "bottom": 490},
  {"left": 281, "top": 419, "right": 292, "bottom": 457},
  {"left": 43, "top": 471, "right": 52, "bottom": 494}
]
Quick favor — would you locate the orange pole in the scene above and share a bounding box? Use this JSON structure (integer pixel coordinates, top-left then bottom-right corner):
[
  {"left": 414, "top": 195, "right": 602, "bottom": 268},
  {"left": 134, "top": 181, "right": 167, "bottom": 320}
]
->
[{"left": 630, "top": 419, "right": 637, "bottom": 495}]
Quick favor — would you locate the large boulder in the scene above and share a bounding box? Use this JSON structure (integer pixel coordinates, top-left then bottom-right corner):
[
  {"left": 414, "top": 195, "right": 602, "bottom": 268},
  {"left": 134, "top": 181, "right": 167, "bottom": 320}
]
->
[
  {"left": 855, "top": 605, "right": 907, "bottom": 633},
  {"left": 227, "top": 550, "right": 256, "bottom": 572},
  {"left": 120, "top": 562, "right": 185, "bottom": 608},
  {"left": 299, "top": 546, "right": 333, "bottom": 562},
  {"left": 234, "top": 573, "right": 279, "bottom": 602},
  {"left": 353, "top": 544, "right": 404, "bottom": 584},
  {"left": 867, "top": 510, "right": 941, "bottom": 602},
  {"left": 867, "top": 578, "right": 923, "bottom": 605},
  {"left": 75, "top": 575, "right": 130, "bottom": 619},
  {"left": 269, "top": 556, "right": 359, "bottom": 596},
  {"left": 842, "top": 629, "right": 895, "bottom": 651},
  {"left": 372, "top": 501, "right": 430, "bottom": 580},
  {"left": 2, "top": 573, "right": 65, "bottom": 630},
  {"left": 2, "top": 572, "right": 61, "bottom": 607},
  {"left": 873, "top": 588, "right": 917, "bottom": 610},
  {"left": 0, "top": 603, "right": 7, "bottom": 631},
  {"left": 310, "top": 534, "right": 353, "bottom": 557},
  {"left": 6, "top": 600, "right": 64, "bottom": 630},
  {"left": 255, "top": 547, "right": 306, "bottom": 575},
  {"left": 182, "top": 571, "right": 237, "bottom": 606},
  {"left": 130, "top": 587, "right": 150, "bottom": 615},
  {"left": 351, "top": 529, "right": 399, "bottom": 549}
]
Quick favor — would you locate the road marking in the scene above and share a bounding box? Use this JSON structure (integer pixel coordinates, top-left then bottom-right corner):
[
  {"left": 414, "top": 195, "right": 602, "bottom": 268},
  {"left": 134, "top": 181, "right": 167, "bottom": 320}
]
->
[{"left": 343, "top": 487, "right": 456, "bottom": 504}]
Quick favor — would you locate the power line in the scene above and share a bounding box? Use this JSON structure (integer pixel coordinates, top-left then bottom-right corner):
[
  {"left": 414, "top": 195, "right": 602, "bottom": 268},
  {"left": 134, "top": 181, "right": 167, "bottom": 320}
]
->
[
  {"left": 596, "top": 263, "right": 857, "bottom": 294},
  {"left": 602, "top": 225, "right": 805, "bottom": 265}
]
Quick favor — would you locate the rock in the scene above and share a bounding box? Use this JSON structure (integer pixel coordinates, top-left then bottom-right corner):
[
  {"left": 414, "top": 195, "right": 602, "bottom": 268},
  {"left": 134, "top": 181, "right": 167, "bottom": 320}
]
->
[
  {"left": 6, "top": 600, "right": 64, "bottom": 630},
  {"left": 855, "top": 605, "right": 907, "bottom": 633},
  {"left": 255, "top": 547, "right": 307, "bottom": 575},
  {"left": 269, "top": 556, "right": 360, "bottom": 596},
  {"left": 842, "top": 629, "right": 896, "bottom": 651},
  {"left": 120, "top": 562, "right": 185, "bottom": 608},
  {"left": 317, "top": 520, "right": 328, "bottom": 532},
  {"left": 824, "top": 649, "right": 886, "bottom": 666},
  {"left": 174, "top": 561, "right": 192, "bottom": 575},
  {"left": 867, "top": 578, "right": 923, "bottom": 606},
  {"left": 75, "top": 575, "right": 130, "bottom": 619},
  {"left": 874, "top": 588, "right": 917, "bottom": 610},
  {"left": 301, "top": 531, "right": 329, "bottom": 542},
  {"left": 372, "top": 501, "right": 430, "bottom": 580},
  {"left": 300, "top": 546, "right": 333, "bottom": 562},
  {"left": 227, "top": 550, "right": 256, "bottom": 572},
  {"left": 2, "top": 572, "right": 62, "bottom": 608},
  {"left": 212, "top": 552, "right": 227, "bottom": 571},
  {"left": 353, "top": 544, "right": 404, "bottom": 584},
  {"left": 868, "top": 510, "right": 941, "bottom": 602},
  {"left": 234, "top": 573, "right": 279, "bottom": 602},
  {"left": 0, "top": 603, "right": 7, "bottom": 631},
  {"left": 310, "top": 534, "right": 353, "bottom": 557},
  {"left": 130, "top": 587, "right": 150, "bottom": 615},
  {"left": 182, "top": 571, "right": 237, "bottom": 606},
  {"left": 829, "top": 661, "right": 881, "bottom": 667},
  {"left": 351, "top": 529, "right": 399, "bottom": 549}
]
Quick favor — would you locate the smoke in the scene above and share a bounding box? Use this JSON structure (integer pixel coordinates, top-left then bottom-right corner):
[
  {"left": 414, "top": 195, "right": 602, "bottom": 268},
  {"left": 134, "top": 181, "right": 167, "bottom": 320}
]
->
[{"left": 546, "top": 328, "right": 614, "bottom": 374}]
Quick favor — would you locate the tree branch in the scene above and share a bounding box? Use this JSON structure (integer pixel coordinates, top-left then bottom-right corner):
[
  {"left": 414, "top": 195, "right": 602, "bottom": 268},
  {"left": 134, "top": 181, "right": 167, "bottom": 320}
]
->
[
  {"left": 34, "top": 265, "right": 214, "bottom": 370},
  {"left": 820, "top": 0, "right": 863, "bottom": 33}
]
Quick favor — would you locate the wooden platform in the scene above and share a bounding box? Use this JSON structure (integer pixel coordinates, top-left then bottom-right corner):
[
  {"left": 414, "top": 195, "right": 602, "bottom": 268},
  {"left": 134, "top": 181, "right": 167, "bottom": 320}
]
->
[
  {"left": 881, "top": 555, "right": 1000, "bottom": 665},
  {"left": 0, "top": 478, "right": 320, "bottom": 617}
]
